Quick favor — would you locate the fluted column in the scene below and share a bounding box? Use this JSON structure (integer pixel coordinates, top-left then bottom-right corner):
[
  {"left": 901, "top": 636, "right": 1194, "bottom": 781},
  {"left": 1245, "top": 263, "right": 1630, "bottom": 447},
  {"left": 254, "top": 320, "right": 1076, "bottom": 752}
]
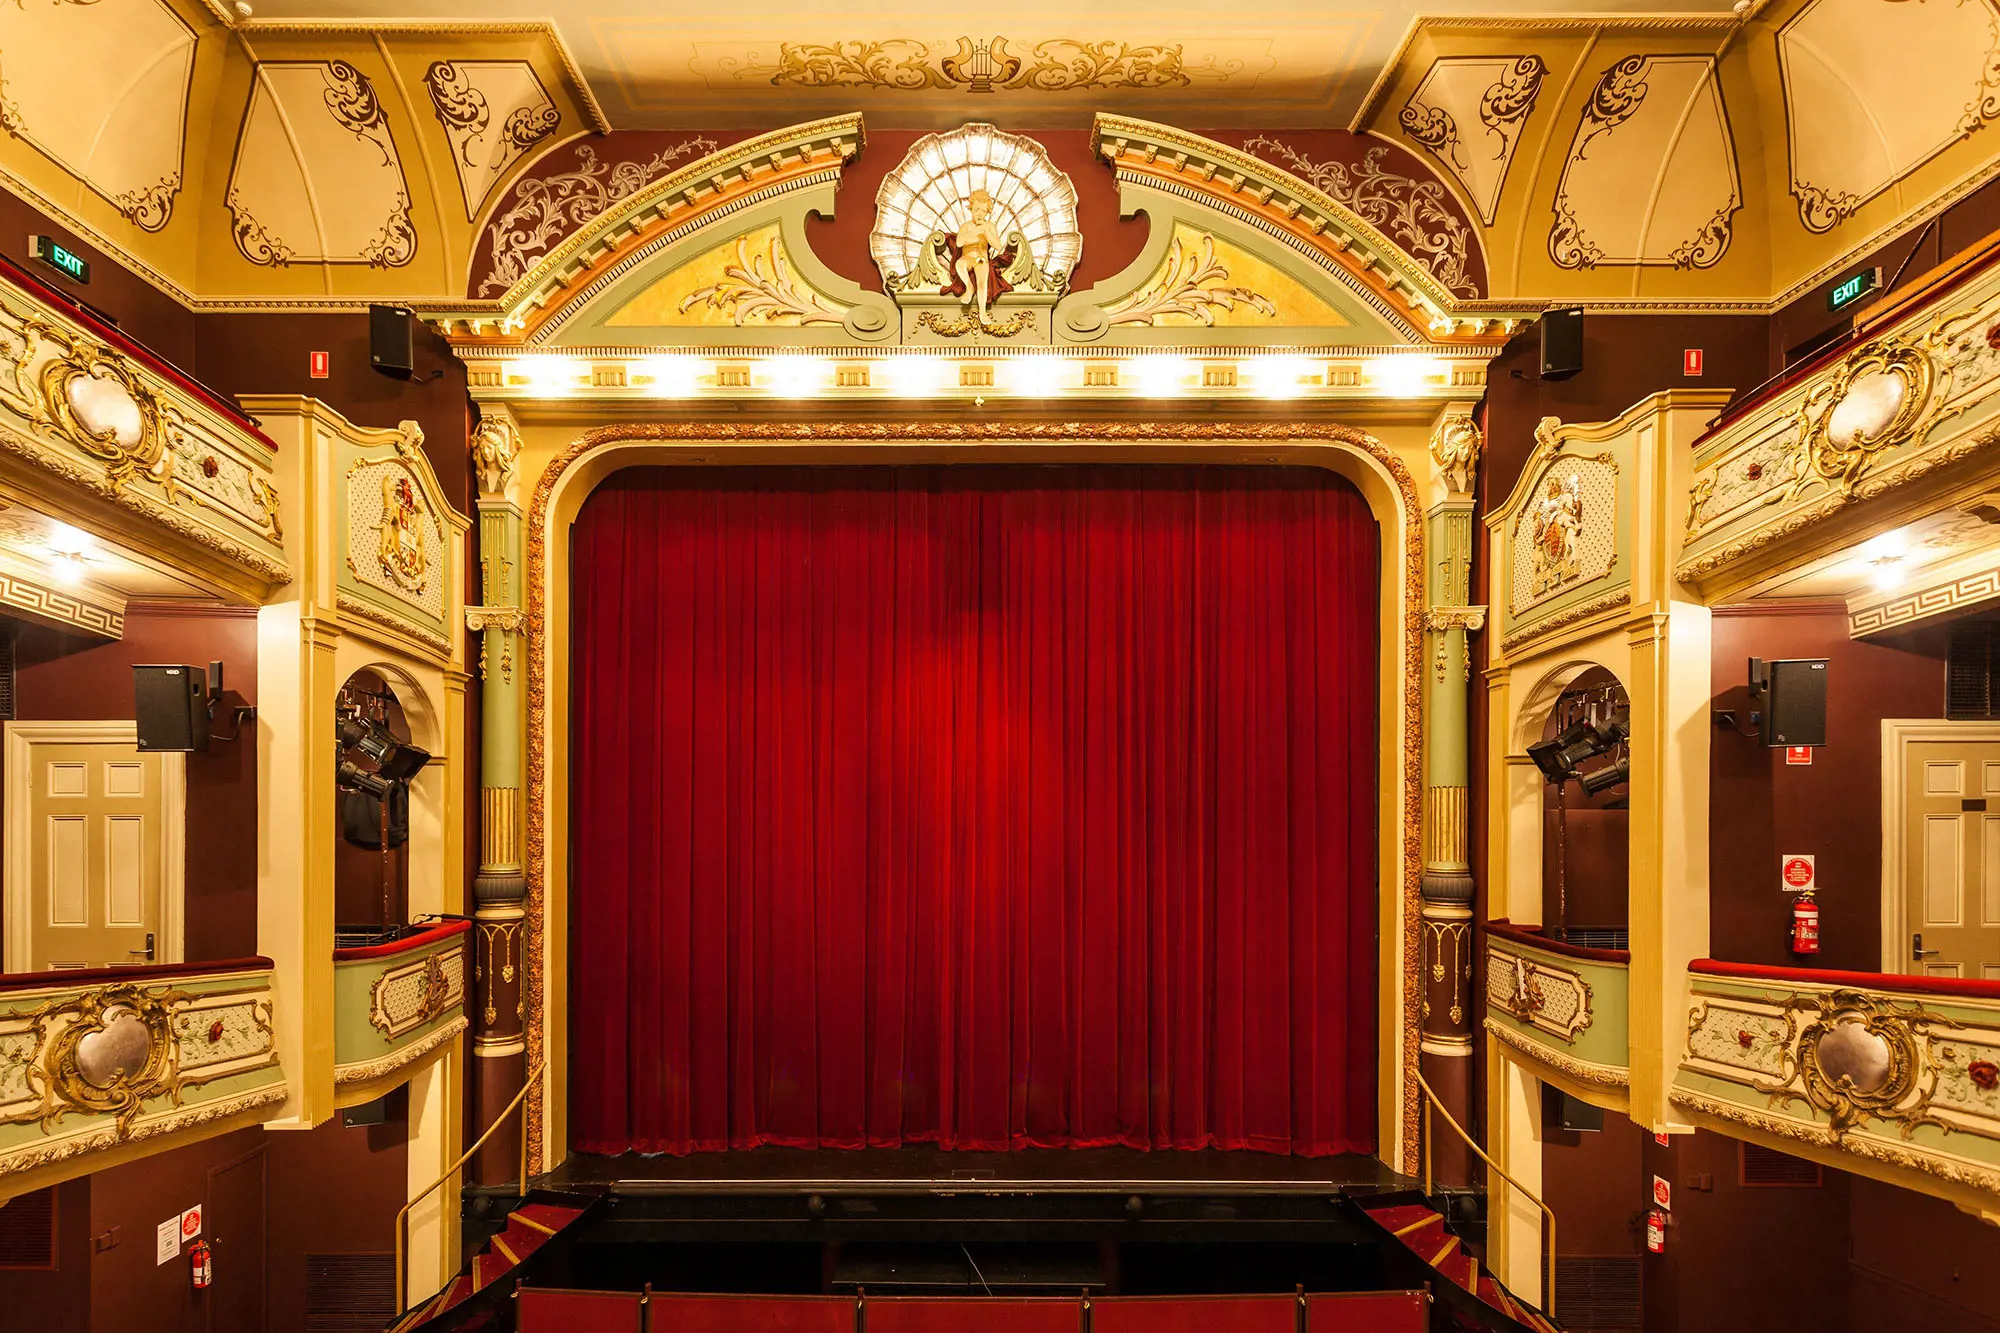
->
[
  {"left": 1421, "top": 404, "right": 1485, "bottom": 1187},
  {"left": 466, "top": 409, "right": 528, "bottom": 1185}
]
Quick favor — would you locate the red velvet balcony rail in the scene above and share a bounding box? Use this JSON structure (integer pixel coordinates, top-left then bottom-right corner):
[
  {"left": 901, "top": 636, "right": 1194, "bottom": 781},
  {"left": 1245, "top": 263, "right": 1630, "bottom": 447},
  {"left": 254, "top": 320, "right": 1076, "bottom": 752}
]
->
[
  {"left": 0, "top": 955, "right": 273, "bottom": 993},
  {"left": 1485, "top": 918, "right": 1631, "bottom": 965},
  {"left": 1689, "top": 957, "right": 2000, "bottom": 1001},
  {"left": 332, "top": 918, "right": 471, "bottom": 962}
]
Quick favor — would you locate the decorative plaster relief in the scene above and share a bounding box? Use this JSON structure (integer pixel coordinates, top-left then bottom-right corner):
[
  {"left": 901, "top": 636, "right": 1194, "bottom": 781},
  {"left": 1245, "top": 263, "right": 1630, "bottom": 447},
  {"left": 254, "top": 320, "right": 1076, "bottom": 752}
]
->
[
  {"left": 1400, "top": 56, "right": 1545, "bottom": 225},
  {"left": 1509, "top": 454, "right": 1618, "bottom": 614},
  {"left": 475, "top": 136, "right": 719, "bottom": 297},
  {"left": 1781, "top": 0, "right": 2000, "bottom": 233},
  {"left": 1100, "top": 226, "right": 1278, "bottom": 327},
  {"left": 423, "top": 61, "right": 560, "bottom": 221},
  {"left": 602, "top": 225, "right": 849, "bottom": 329},
  {"left": 693, "top": 38, "right": 1252, "bottom": 92},
  {"left": 0, "top": 0, "right": 193, "bottom": 231},
  {"left": 871, "top": 123, "right": 1081, "bottom": 295},
  {"left": 348, "top": 458, "right": 445, "bottom": 619},
  {"left": 228, "top": 62, "right": 416, "bottom": 268},
  {"left": 1549, "top": 55, "right": 1740, "bottom": 270},
  {"left": 1487, "top": 946, "right": 1593, "bottom": 1043},
  {"left": 367, "top": 948, "right": 466, "bottom": 1041}
]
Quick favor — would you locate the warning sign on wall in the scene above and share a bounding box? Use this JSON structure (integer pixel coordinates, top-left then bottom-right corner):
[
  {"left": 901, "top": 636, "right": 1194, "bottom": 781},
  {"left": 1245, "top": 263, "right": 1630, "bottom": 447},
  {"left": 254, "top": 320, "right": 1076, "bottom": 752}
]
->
[{"left": 1781, "top": 854, "right": 1816, "bottom": 894}]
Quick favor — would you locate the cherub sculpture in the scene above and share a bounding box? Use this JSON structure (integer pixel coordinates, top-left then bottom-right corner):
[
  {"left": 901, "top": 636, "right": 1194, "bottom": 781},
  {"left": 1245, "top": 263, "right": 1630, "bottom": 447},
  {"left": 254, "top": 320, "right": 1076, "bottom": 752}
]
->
[{"left": 952, "top": 189, "right": 1007, "bottom": 323}]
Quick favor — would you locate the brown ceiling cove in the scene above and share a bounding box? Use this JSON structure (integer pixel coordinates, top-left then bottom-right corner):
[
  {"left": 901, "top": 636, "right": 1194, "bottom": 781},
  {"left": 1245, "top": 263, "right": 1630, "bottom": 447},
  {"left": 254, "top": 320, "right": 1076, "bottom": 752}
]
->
[{"left": 0, "top": 0, "right": 1990, "bottom": 311}]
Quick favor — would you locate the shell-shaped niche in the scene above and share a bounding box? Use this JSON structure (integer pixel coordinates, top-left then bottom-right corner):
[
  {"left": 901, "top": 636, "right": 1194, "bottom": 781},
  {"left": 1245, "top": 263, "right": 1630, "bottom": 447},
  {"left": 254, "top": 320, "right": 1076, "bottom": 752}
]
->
[{"left": 870, "top": 124, "right": 1082, "bottom": 289}]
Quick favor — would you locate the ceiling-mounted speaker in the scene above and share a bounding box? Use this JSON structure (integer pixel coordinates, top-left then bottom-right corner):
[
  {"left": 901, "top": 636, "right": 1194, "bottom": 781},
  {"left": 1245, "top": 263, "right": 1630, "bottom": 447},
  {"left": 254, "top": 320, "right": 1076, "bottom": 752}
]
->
[
  {"left": 369, "top": 303, "right": 414, "bottom": 379},
  {"left": 133, "top": 665, "right": 209, "bottom": 752},
  {"left": 1540, "top": 306, "right": 1584, "bottom": 381}
]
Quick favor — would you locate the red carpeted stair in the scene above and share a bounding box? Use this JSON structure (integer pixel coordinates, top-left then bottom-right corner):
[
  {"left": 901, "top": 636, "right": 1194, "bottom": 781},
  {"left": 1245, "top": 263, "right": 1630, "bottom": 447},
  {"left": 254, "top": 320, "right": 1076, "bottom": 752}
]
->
[
  {"left": 389, "top": 1191, "right": 597, "bottom": 1333},
  {"left": 1359, "top": 1197, "right": 1560, "bottom": 1333}
]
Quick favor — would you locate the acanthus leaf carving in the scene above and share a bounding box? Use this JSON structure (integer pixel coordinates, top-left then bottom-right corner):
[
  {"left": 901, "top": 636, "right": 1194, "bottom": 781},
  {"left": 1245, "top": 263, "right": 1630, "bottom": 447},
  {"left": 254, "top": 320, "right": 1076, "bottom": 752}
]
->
[{"left": 1101, "top": 232, "right": 1275, "bottom": 327}]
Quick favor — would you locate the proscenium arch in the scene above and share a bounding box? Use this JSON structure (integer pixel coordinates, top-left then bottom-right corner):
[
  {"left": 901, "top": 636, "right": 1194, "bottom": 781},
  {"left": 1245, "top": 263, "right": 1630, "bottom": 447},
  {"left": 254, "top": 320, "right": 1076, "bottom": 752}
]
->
[{"left": 515, "top": 423, "right": 1428, "bottom": 1179}]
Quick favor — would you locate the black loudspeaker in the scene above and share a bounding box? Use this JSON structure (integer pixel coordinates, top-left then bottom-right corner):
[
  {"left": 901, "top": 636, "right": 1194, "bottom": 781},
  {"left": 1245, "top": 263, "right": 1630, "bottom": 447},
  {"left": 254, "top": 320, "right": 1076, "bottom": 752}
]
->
[
  {"left": 133, "top": 665, "right": 209, "bottom": 752},
  {"left": 369, "top": 303, "right": 414, "bottom": 378},
  {"left": 1540, "top": 306, "right": 1584, "bottom": 381},
  {"left": 1543, "top": 1084, "right": 1604, "bottom": 1132},
  {"left": 1750, "top": 656, "right": 1828, "bottom": 748}
]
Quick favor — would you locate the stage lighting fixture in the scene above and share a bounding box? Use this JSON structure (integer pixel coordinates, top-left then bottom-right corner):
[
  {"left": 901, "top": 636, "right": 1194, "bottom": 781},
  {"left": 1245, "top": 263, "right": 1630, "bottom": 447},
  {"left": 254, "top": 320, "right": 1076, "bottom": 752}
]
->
[
  {"left": 335, "top": 715, "right": 432, "bottom": 784},
  {"left": 377, "top": 740, "right": 431, "bottom": 783},
  {"left": 1527, "top": 708, "right": 1630, "bottom": 785},
  {"left": 337, "top": 759, "right": 395, "bottom": 799},
  {"left": 1577, "top": 755, "right": 1631, "bottom": 797}
]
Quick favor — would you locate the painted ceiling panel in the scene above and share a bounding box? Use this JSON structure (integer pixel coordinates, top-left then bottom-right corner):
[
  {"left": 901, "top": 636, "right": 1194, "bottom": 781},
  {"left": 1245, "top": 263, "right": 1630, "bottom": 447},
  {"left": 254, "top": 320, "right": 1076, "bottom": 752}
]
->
[
  {"left": 0, "top": 0, "right": 194, "bottom": 230},
  {"left": 1549, "top": 55, "right": 1740, "bottom": 270},
  {"left": 227, "top": 61, "right": 416, "bottom": 267},
  {"left": 1780, "top": 0, "right": 2000, "bottom": 233},
  {"left": 424, "top": 60, "right": 562, "bottom": 220},
  {"left": 1399, "top": 56, "right": 1547, "bottom": 225}
]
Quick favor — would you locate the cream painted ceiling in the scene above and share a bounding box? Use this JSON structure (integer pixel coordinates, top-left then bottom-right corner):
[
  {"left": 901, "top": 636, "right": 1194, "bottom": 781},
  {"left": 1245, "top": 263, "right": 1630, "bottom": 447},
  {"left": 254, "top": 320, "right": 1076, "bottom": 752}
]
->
[{"left": 233, "top": 0, "right": 1738, "bottom": 129}]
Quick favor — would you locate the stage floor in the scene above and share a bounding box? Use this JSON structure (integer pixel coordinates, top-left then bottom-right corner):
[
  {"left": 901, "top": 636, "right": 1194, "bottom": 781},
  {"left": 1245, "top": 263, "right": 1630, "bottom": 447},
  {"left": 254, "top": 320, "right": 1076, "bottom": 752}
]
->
[{"left": 546, "top": 1146, "right": 1402, "bottom": 1196}]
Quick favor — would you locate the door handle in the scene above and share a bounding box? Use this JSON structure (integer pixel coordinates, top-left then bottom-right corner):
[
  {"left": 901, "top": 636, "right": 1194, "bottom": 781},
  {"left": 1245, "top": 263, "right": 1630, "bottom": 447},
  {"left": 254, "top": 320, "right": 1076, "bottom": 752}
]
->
[
  {"left": 127, "top": 932, "right": 155, "bottom": 961},
  {"left": 1912, "top": 932, "right": 1941, "bottom": 960}
]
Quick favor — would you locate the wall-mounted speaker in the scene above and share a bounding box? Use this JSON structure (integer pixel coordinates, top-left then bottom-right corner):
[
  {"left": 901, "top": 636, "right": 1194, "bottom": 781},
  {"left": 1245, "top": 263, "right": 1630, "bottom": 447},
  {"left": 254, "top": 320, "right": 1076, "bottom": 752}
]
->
[
  {"left": 1540, "top": 306, "right": 1584, "bottom": 381},
  {"left": 133, "top": 664, "right": 209, "bottom": 752},
  {"left": 369, "top": 303, "right": 414, "bottom": 378},
  {"left": 1749, "top": 656, "right": 1828, "bottom": 748}
]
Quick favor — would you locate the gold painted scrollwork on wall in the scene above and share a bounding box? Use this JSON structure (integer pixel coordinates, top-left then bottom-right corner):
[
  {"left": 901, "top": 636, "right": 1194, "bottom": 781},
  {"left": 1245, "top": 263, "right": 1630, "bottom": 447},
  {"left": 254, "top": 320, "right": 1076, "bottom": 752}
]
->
[
  {"left": 679, "top": 235, "right": 850, "bottom": 327},
  {"left": 1101, "top": 232, "right": 1275, "bottom": 327},
  {"left": 27, "top": 327, "right": 167, "bottom": 493},
  {"left": 1784, "top": 321, "right": 1957, "bottom": 498}
]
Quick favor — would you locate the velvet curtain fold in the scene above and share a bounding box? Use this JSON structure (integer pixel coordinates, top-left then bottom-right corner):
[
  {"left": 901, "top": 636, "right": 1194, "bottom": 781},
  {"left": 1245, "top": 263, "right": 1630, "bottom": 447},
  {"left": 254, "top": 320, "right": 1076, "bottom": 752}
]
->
[{"left": 570, "top": 466, "right": 1378, "bottom": 1157}]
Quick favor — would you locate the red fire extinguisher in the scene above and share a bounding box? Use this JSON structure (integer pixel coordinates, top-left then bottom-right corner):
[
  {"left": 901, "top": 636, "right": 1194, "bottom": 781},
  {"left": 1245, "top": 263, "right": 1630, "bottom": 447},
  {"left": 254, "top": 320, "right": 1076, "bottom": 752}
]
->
[
  {"left": 1791, "top": 891, "right": 1820, "bottom": 955},
  {"left": 189, "top": 1239, "right": 212, "bottom": 1289},
  {"left": 1645, "top": 1209, "right": 1666, "bottom": 1254}
]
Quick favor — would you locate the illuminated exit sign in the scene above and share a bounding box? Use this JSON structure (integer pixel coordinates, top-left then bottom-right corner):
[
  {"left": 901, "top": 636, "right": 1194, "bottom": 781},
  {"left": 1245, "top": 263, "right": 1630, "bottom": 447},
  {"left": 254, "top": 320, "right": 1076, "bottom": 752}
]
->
[
  {"left": 1829, "top": 266, "right": 1880, "bottom": 312},
  {"left": 28, "top": 235, "right": 89, "bottom": 284}
]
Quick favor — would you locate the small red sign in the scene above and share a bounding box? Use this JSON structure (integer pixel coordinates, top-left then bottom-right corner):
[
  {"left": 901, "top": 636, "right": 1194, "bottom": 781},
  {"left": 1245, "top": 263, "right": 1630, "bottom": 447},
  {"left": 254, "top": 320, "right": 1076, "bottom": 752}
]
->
[
  {"left": 1785, "top": 745, "right": 1812, "bottom": 765},
  {"left": 179, "top": 1205, "right": 202, "bottom": 1241},
  {"left": 1654, "top": 1131, "right": 1671, "bottom": 1147},
  {"left": 309, "top": 350, "right": 330, "bottom": 379},
  {"left": 1782, "top": 854, "right": 1816, "bottom": 893},
  {"left": 1652, "top": 1174, "right": 1672, "bottom": 1212},
  {"left": 1683, "top": 348, "right": 1703, "bottom": 377}
]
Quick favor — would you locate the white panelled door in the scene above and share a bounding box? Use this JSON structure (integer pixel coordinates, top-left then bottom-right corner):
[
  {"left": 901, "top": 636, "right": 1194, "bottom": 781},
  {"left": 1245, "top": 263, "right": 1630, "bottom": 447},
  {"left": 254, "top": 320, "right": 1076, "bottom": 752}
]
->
[{"left": 1903, "top": 739, "right": 2000, "bottom": 980}]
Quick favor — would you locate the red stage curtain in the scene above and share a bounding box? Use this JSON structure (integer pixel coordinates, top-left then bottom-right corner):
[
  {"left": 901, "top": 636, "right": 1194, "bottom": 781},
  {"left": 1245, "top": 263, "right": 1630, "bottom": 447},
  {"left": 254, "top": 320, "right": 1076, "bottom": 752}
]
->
[{"left": 571, "top": 466, "right": 1378, "bottom": 1157}]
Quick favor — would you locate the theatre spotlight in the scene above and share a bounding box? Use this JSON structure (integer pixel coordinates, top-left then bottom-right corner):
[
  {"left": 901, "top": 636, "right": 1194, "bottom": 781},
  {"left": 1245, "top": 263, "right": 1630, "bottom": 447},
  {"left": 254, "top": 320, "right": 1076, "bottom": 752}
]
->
[
  {"left": 336, "top": 758, "right": 395, "bottom": 799},
  {"left": 334, "top": 715, "right": 432, "bottom": 785},
  {"left": 1527, "top": 709, "right": 1629, "bottom": 785},
  {"left": 1577, "top": 754, "right": 1631, "bottom": 797}
]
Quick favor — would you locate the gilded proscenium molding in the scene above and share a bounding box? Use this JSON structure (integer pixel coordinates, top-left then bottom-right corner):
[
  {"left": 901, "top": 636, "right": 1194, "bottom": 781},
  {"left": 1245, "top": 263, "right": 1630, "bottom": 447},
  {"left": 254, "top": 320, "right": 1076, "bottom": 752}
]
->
[
  {"left": 0, "top": 968, "right": 283, "bottom": 1183},
  {"left": 438, "top": 118, "right": 865, "bottom": 338},
  {"left": 1089, "top": 117, "right": 1535, "bottom": 342},
  {"left": 724, "top": 38, "right": 1240, "bottom": 92},
  {"left": 1099, "top": 232, "right": 1274, "bottom": 327},
  {"left": 1674, "top": 971, "right": 2000, "bottom": 1206},
  {"left": 0, "top": 278, "right": 288, "bottom": 600},
  {"left": 1677, "top": 260, "right": 2000, "bottom": 597},
  {"left": 520, "top": 421, "right": 1431, "bottom": 1178}
]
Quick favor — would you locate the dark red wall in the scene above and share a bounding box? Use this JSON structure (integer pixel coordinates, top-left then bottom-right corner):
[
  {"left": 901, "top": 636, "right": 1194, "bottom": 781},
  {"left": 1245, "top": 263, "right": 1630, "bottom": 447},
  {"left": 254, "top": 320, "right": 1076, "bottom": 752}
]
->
[
  {"left": 264, "top": 1106, "right": 410, "bottom": 1333},
  {"left": 1708, "top": 607, "right": 1948, "bottom": 970},
  {"left": 6, "top": 606, "right": 260, "bottom": 962}
]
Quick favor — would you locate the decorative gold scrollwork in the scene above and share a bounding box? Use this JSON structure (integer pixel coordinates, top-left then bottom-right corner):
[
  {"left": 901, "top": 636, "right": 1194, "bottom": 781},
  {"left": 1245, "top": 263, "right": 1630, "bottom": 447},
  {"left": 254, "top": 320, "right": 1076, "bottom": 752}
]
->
[
  {"left": 1785, "top": 324, "right": 1954, "bottom": 499},
  {"left": 2, "top": 984, "right": 184, "bottom": 1135},
  {"left": 32, "top": 330, "right": 168, "bottom": 493},
  {"left": 1780, "top": 990, "right": 1947, "bottom": 1139}
]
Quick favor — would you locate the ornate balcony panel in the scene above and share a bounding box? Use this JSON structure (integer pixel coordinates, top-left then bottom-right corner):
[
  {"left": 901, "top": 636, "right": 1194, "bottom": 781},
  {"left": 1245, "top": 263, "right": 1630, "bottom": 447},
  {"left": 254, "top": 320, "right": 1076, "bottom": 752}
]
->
[
  {"left": 0, "top": 263, "right": 286, "bottom": 604},
  {"left": 1679, "top": 243, "right": 2000, "bottom": 609},
  {"left": 1673, "top": 961, "right": 2000, "bottom": 1215},
  {"left": 1484, "top": 920, "right": 1631, "bottom": 1107},
  {"left": 0, "top": 960, "right": 283, "bottom": 1194},
  {"left": 333, "top": 921, "right": 469, "bottom": 1108}
]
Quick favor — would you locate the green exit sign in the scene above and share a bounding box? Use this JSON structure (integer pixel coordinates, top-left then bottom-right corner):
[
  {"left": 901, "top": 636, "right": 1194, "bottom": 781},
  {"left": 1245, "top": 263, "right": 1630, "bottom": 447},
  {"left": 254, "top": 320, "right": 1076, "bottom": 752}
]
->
[
  {"left": 28, "top": 235, "right": 89, "bottom": 284},
  {"left": 1829, "top": 266, "right": 1880, "bottom": 312}
]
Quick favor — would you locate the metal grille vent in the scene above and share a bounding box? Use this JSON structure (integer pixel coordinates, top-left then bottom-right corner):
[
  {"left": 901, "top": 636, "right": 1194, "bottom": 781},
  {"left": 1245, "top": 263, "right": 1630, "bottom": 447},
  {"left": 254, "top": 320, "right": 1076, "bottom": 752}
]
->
[
  {"left": 1555, "top": 1255, "right": 1641, "bottom": 1329},
  {"left": 1946, "top": 624, "right": 2000, "bottom": 720},
  {"left": 1741, "top": 1142, "right": 1822, "bottom": 1187},
  {"left": 304, "top": 1253, "right": 396, "bottom": 1330},
  {"left": 0, "top": 1188, "right": 55, "bottom": 1268}
]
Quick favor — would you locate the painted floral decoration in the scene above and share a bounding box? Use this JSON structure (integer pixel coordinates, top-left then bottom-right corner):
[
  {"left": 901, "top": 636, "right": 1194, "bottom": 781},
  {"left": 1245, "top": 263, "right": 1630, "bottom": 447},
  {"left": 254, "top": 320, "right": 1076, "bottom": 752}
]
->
[
  {"left": 207, "top": 1020, "right": 225, "bottom": 1045},
  {"left": 1971, "top": 1059, "right": 1998, "bottom": 1091}
]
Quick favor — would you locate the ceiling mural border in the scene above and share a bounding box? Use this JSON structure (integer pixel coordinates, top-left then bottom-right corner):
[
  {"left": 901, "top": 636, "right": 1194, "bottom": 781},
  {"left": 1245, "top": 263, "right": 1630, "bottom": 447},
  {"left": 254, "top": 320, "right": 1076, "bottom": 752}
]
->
[
  {"left": 422, "top": 59, "right": 564, "bottom": 224},
  {"left": 231, "top": 19, "right": 610, "bottom": 133},
  {"left": 0, "top": 0, "right": 199, "bottom": 235},
  {"left": 1398, "top": 54, "right": 1549, "bottom": 226},
  {"left": 1776, "top": 0, "right": 2000, "bottom": 236},
  {"left": 225, "top": 58, "right": 420, "bottom": 270},
  {"left": 1545, "top": 53, "right": 1743, "bottom": 272}
]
